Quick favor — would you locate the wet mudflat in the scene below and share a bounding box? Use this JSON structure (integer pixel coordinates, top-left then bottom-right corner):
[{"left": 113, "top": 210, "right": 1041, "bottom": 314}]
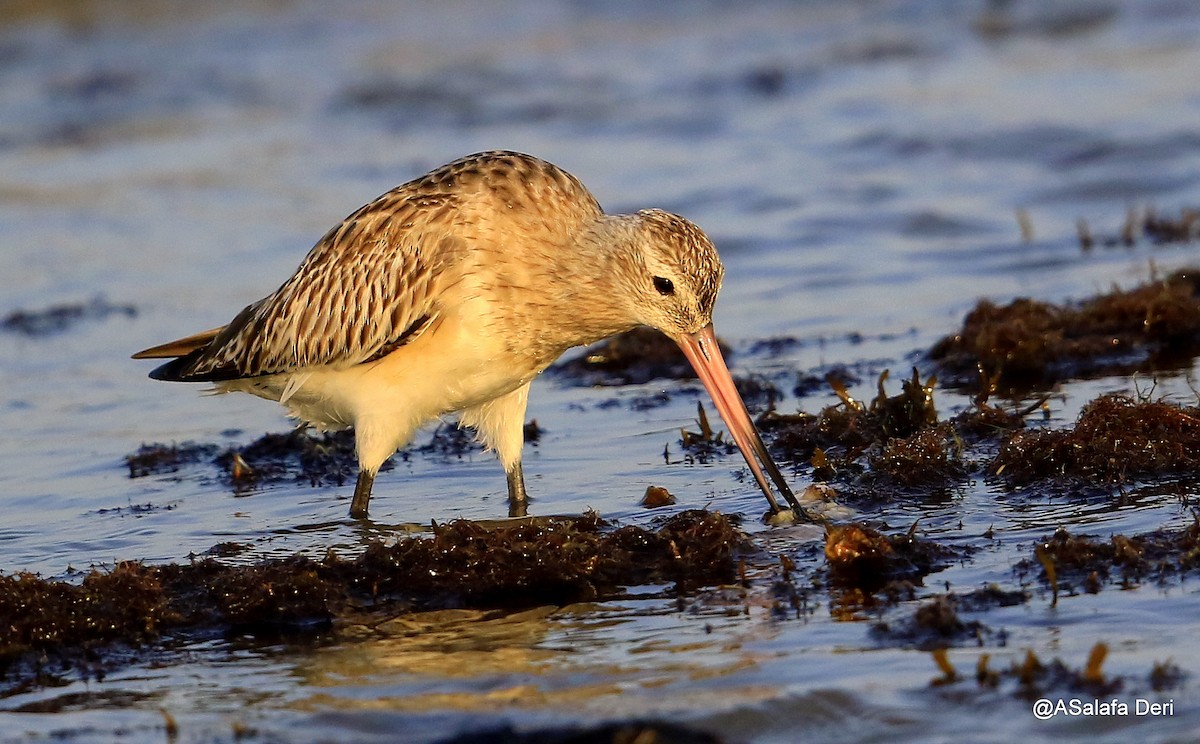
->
[{"left": 5, "top": 1, "right": 1200, "bottom": 743}]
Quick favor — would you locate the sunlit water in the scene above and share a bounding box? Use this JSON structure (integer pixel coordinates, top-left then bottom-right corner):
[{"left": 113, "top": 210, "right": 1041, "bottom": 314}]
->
[{"left": 3, "top": 1, "right": 1200, "bottom": 741}]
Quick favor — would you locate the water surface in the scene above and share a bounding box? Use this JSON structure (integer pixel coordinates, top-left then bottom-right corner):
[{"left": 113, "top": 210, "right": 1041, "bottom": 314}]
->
[{"left": 3, "top": 1, "right": 1200, "bottom": 741}]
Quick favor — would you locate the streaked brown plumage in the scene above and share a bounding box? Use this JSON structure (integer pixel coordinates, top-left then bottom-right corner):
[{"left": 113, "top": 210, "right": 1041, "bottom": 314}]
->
[{"left": 135, "top": 151, "right": 801, "bottom": 518}]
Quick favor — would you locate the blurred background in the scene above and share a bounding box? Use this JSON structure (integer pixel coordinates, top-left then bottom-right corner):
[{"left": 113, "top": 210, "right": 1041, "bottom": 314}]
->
[{"left": 2, "top": 1, "right": 1200, "bottom": 741}]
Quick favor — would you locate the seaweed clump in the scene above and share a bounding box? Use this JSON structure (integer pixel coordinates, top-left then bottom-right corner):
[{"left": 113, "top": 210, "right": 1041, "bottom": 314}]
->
[
  {"left": 215, "top": 428, "right": 362, "bottom": 488},
  {"left": 129, "top": 421, "right": 540, "bottom": 492},
  {"left": 128, "top": 430, "right": 365, "bottom": 489},
  {"left": 795, "top": 522, "right": 971, "bottom": 624},
  {"left": 761, "top": 368, "right": 967, "bottom": 490},
  {"left": 0, "top": 510, "right": 741, "bottom": 691},
  {"left": 929, "top": 269, "right": 1200, "bottom": 390},
  {"left": 350, "top": 509, "right": 741, "bottom": 605},
  {"left": 824, "top": 523, "right": 966, "bottom": 590},
  {"left": 764, "top": 369, "right": 938, "bottom": 459},
  {"left": 868, "top": 424, "right": 965, "bottom": 487},
  {"left": 992, "top": 393, "right": 1200, "bottom": 486}
]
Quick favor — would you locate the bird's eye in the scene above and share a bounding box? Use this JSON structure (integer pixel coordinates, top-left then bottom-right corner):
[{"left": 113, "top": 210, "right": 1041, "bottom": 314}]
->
[{"left": 652, "top": 276, "right": 675, "bottom": 295}]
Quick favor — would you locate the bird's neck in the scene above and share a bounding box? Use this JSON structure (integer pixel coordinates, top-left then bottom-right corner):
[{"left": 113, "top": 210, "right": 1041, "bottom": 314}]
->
[
  {"left": 458, "top": 213, "right": 644, "bottom": 369},
  {"left": 553, "top": 213, "right": 645, "bottom": 343}
]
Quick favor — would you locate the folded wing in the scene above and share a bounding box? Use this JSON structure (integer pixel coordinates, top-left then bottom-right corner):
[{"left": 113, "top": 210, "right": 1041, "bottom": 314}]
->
[{"left": 133, "top": 190, "right": 459, "bottom": 383}]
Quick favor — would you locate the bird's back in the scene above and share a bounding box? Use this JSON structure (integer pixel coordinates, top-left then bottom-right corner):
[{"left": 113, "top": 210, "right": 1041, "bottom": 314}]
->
[{"left": 133, "top": 151, "right": 605, "bottom": 382}]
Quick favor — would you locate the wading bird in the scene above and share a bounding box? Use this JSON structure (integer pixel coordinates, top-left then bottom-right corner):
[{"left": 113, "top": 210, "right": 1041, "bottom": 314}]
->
[{"left": 134, "top": 151, "right": 802, "bottom": 519}]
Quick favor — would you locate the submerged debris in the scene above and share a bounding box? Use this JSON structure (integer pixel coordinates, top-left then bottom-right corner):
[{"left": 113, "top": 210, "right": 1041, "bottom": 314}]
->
[
  {"left": 2, "top": 296, "right": 136, "bottom": 337},
  {"left": 1150, "top": 660, "right": 1186, "bottom": 691},
  {"left": 355, "top": 509, "right": 741, "bottom": 604},
  {"left": 1143, "top": 207, "right": 1200, "bottom": 244},
  {"left": 950, "top": 394, "right": 1027, "bottom": 444},
  {"left": 733, "top": 374, "right": 782, "bottom": 413},
  {"left": 954, "top": 584, "right": 1029, "bottom": 612},
  {"left": 802, "top": 518, "right": 974, "bottom": 624},
  {"left": 764, "top": 332, "right": 1200, "bottom": 500},
  {"left": 759, "top": 273, "right": 1200, "bottom": 496},
  {"left": 436, "top": 721, "right": 727, "bottom": 744},
  {"left": 417, "top": 422, "right": 486, "bottom": 460},
  {"left": 1077, "top": 205, "right": 1200, "bottom": 249},
  {"left": 872, "top": 594, "right": 987, "bottom": 649},
  {"left": 923, "top": 644, "right": 1127, "bottom": 700},
  {"left": 1008, "top": 643, "right": 1122, "bottom": 699},
  {"left": 126, "top": 441, "right": 221, "bottom": 478},
  {"left": 929, "top": 269, "right": 1200, "bottom": 390},
  {"left": 930, "top": 647, "right": 959, "bottom": 685},
  {"left": 1015, "top": 519, "right": 1200, "bottom": 595},
  {"left": 523, "top": 419, "right": 543, "bottom": 443},
  {"left": 874, "top": 584, "right": 1028, "bottom": 650},
  {"left": 762, "top": 368, "right": 932, "bottom": 458}
]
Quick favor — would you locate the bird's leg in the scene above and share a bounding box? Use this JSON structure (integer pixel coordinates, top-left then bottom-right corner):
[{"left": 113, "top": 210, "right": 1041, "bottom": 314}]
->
[
  {"left": 506, "top": 464, "right": 529, "bottom": 517},
  {"left": 459, "top": 383, "right": 533, "bottom": 519},
  {"left": 350, "top": 468, "right": 375, "bottom": 519}
]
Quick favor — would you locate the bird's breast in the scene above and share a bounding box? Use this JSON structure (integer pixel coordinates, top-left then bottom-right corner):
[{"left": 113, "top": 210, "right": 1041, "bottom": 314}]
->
[{"left": 364, "top": 303, "right": 543, "bottom": 413}]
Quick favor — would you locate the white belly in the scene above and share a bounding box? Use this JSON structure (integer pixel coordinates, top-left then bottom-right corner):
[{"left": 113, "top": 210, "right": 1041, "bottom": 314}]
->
[{"left": 217, "top": 311, "right": 543, "bottom": 470}]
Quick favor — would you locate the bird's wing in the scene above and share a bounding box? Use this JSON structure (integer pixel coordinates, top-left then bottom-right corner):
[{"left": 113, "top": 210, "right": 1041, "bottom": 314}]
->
[
  {"left": 136, "top": 189, "right": 462, "bottom": 382},
  {"left": 132, "top": 327, "right": 224, "bottom": 359}
]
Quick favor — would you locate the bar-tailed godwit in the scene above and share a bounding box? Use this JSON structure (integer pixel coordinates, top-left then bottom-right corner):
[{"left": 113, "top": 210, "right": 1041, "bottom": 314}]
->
[{"left": 134, "top": 151, "right": 802, "bottom": 518}]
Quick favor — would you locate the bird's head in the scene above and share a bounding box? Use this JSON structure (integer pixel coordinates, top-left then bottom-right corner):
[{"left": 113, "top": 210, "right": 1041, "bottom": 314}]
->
[
  {"left": 614, "top": 208, "right": 799, "bottom": 518},
  {"left": 622, "top": 209, "right": 725, "bottom": 340}
]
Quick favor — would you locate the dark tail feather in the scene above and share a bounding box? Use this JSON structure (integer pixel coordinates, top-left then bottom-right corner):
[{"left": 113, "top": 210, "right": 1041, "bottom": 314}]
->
[
  {"left": 135, "top": 326, "right": 230, "bottom": 382},
  {"left": 147, "top": 351, "right": 205, "bottom": 381}
]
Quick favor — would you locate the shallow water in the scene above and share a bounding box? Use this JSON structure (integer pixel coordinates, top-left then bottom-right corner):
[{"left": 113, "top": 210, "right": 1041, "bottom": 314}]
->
[{"left": 3, "top": 0, "right": 1200, "bottom": 741}]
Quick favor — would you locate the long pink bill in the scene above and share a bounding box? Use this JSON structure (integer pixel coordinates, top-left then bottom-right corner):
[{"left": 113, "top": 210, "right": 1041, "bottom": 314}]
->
[{"left": 676, "top": 324, "right": 803, "bottom": 516}]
